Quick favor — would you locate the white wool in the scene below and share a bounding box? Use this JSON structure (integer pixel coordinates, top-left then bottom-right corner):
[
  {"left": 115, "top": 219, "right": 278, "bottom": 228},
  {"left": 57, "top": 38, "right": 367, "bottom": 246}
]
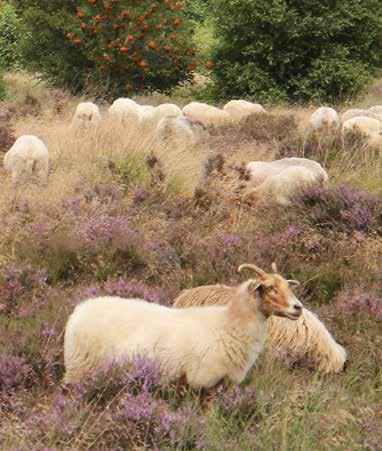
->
[
  {"left": 156, "top": 115, "right": 206, "bottom": 147},
  {"left": 71, "top": 102, "right": 101, "bottom": 131},
  {"left": 342, "top": 117, "right": 382, "bottom": 146},
  {"left": 341, "top": 108, "right": 381, "bottom": 123},
  {"left": 140, "top": 103, "right": 182, "bottom": 129},
  {"left": 251, "top": 166, "right": 321, "bottom": 206},
  {"left": 246, "top": 157, "right": 328, "bottom": 188},
  {"left": 109, "top": 97, "right": 141, "bottom": 126},
  {"left": 4, "top": 135, "right": 49, "bottom": 185},
  {"left": 183, "top": 102, "right": 231, "bottom": 127},
  {"left": 307, "top": 107, "right": 340, "bottom": 132},
  {"left": 64, "top": 283, "right": 270, "bottom": 388},
  {"left": 368, "top": 105, "right": 382, "bottom": 115},
  {"left": 223, "top": 100, "right": 266, "bottom": 122}
]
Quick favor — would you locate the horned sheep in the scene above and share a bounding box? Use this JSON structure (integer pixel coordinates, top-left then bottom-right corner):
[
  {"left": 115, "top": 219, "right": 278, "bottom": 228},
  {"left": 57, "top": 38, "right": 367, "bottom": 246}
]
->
[
  {"left": 71, "top": 102, "right": 101, "bottom": 131},
  {"left": 183, "top": 102, "right": 231, "bottom": 128},
  {"left": 173, "top": 263, "right": 347, "bottom": 374},
  {"left": 4, "top": 135, "right": 49, "bottom": 185},
  {"left": 63, "top": 264, "right": 303, "bottom": 387}
]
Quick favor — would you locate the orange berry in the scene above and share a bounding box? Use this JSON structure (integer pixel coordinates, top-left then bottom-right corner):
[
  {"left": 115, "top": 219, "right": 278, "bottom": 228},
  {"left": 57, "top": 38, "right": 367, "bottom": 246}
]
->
[
  {"left": 94, "top": 15, "right": 101, "bottom": 22},
  {"left": 73, "top": 38, "right": 82, "bottom": 46},
  {"left": 138, "top": 59, "right": 147, "bottom": 69},
  {"left": 66, "top": 32, "right": 73, "bottom": 40},
  {"left": 164, "top": 44, "right": 171, "bottom": 52},
  {"left": 119, "top": 46, "right": 129, "bottom": 53},
  {"left": 148, "top": 40, "right": 156, "bottom": 49},
  {"left": 127, "top": 34, "right": 134, "bottom": 41},
  {"left": 103, "top": 53, "right": 112, "bottom": 62},
  {"left": 205, "top": 60, "right": 213, "bottom": 70},
  {"left": 88, "top": 0, "right": 97, "bottom": 4},
  {"left": 76, "top": 10, "right": 85, "bottom": 18},
  {"left": 173, "top": 18, "right": 181, "bottom": 26},
  {"left": 143, "top": 24, "right": 149, "bottom": 32},
  {"left": 80, "top": 23, "right": 87, "bottom": 30}
]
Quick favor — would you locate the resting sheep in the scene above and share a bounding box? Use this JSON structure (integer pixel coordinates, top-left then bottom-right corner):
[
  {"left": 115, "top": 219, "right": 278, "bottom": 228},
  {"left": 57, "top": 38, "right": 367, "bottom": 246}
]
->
[
  {"left": 63, "top": 263, "right": 303, "bottom": 387},
  {"left": 246, "top": 157, "right": 328, "bottom": 188},
  {"left": 223, "top": 100, "right": 266, "bottom": 122},
  {"left": 71, "top": 102, "right": 101, "bottom": 131},
  {"left": 183, "top": 102, "right": 231, "bottom": 128},
  {"left": 4, "top": 135, "right": 49, "bottom": 185},
  {"left": 173, "top": 263, "right": 347, "bottom": 374}
]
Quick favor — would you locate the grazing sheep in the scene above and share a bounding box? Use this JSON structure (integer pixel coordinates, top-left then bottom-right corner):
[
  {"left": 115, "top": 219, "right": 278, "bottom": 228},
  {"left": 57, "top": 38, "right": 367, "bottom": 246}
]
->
[
  {"left": 71, "top": 102, "right": 101, "bottom": 131},
  {"left": 248, "top": 166, "right": 323, "bottom": 206},
  {"left": 341, "top": 108, "right": 381, "bottom": 123},
  {"left": 64, "top": 263, "right": 303, "bottom": 387},
  {"left": 156, "top": 115, "right": 207, "bottom": 147},
  {"left": 246, "top": 157, "right": 328, "bottom": 188},
  {"left": 183, "top": 102, "right": 231, "bottom": 128},
  {"left": 173, "top": 263, "right": 347, "bottom": 374},
  {"left": 4, "top": 135, "right": 49, "bottom": 185},
  {"left": 109, "top": 97, "right": 141, "bottom": 126},
  {"left": 140, "top": 103, "right": 182, "bottom": 130},
  {"left": 223, "top": 100, "right": 266, "bottom": 122},
  {"left": 342, "top": 116, "right": 382, "bottom": 147}
]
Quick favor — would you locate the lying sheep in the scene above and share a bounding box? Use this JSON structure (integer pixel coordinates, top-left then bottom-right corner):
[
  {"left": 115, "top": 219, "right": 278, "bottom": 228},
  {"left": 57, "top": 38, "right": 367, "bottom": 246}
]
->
[
  {"left": 183, "top": 102, "right": 231, "bottom": 128},
  {"left": 109, "top": 97, "right": 141, "bottom": 126},
  {"left": 174, "top": 263, "right": 347, "bottom": 374},
  {"left": 64, "top": 263, "right": 303, "bottom": 387},
  {"left": 71, "top": 102, "right": 101, "bottom": 131},
  {"left": 246, "top": 157, "right": 328, "bottom": 188},
  {"left": 223, "top": 100, "right": 266, "bottom": 122},
  {"left": 248, "top": 166, "right": 323, "bottom": 206},
  {"left": 4, "top": 135, "right": 49, "bottom": 185},
  {"left": 341, "top": 108, "right": 381, "bottom": 123}
]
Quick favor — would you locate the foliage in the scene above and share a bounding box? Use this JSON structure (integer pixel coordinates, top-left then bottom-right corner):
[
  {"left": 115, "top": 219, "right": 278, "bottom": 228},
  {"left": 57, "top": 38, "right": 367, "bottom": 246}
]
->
[
  {"left": 67, "top": 0, "right": 196, "bottom": 96},
  {"left": 185, "top": 0, "right": 210, "bottom": 22},
  {"left": 0, "top": 2, "right": 21, "bottom": 70},
  {"left": 0, "top": 71, "right": 6, "bottom": 100},
  {"left": 210, "top": 0, "right": 382, "bottom": 103}
]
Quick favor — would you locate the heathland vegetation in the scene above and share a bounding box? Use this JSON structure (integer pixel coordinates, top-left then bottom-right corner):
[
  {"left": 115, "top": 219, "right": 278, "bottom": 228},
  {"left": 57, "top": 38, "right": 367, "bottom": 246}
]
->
[{"left": 0, "top": 0, "right": 381, "bottom": 449}]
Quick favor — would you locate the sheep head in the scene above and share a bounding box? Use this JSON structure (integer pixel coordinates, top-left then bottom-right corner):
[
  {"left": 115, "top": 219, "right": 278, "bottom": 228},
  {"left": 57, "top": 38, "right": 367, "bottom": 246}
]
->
[{"left": 238, "top": 263, "right": 303, "bottom": 320}]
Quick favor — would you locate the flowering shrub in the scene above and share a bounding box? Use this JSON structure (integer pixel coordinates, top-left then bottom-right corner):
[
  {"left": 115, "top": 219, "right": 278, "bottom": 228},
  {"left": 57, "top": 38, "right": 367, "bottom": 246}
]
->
[{"left": 68, "top": 0, "right": 196, "bottom": 95}]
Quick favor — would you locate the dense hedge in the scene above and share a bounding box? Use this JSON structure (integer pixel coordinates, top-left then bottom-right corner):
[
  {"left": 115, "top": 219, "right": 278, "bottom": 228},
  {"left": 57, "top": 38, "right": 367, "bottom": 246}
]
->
[
  {"left": 210, "top": 0, "right": 382, "bottom": 103},
  {"left": 0, "top": 2, "right": 21, "bottom": 70}
]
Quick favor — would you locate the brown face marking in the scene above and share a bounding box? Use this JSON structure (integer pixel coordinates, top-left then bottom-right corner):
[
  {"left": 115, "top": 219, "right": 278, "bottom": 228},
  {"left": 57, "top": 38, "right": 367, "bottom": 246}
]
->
[{"left": 257, "top": 274, "right": 294, "bottom": 317}]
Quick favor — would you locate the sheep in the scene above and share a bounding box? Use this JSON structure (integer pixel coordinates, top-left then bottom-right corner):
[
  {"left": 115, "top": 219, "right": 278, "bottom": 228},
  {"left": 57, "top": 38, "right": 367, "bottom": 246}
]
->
[
  {"left": 140, "top": 103, "right": 182, "bottom": 130},
  {"left": 306, "top": 107, "right": 340, "bottom": 134},
  {"left": 342, "top": 116, "right": 382, "bottom": 147},
  {"left": 173, "top": 263, "right": 347, "bottom": 374},
  {"left": 223, "top": 100, "right": 266, "bottom": 122},
  {"left": 4, "top": 135, "right": 49, "bottom": 185},
  {"left": 63, "top": 263, "right": 303, "bottom": 387},
  {"left": 368, "top": 105, "right": 382, "bottom": 115},
  {"left": 341, "top": 108, "right": 381, "bottom": 123},
  {"left": 248, "top": 166, "right": 323, "bottom": 206},
  {"left": 246, "top": 157, "right": 328, "bottom": 188},
  {"left": 155, "top": 115, "right": 207, "bottom": 147},
  {"left": 183, "top": 102, "right": 231, "bottom": 128},
  {"left": 71, "top": 102, "right": 101, "bottom": 131},
  {"left": 109, "top": 97, "right": 141, "bottom": 126}
]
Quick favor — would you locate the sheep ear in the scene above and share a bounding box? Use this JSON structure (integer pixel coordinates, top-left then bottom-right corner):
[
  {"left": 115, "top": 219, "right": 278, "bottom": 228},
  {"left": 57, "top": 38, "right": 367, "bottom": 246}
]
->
[{"left": 287, "top": 279, "right": 300, "bottom": 287}]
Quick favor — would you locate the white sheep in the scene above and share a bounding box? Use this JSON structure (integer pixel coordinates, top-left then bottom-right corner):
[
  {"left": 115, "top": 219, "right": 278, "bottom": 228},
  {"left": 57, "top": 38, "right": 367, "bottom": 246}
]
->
[
  {"left": 368, "top": 105, "right": 382, "bottom": 115},
  {"left": 248, "top": 166, "right": 322, "bottom": 206},
  {"left": 341, "top": 108, "right": 381, "bottom": 123},
  {"left": 156, "top": 115, "right": 207, "bottom": 147},
  {"left": 64, "top": 263, "right": 303, "bottom": 387},
  {"left": 183, "top": 102, "right": 231, "bottom": 128},
  {"left": 109, "top": 97, "right": 141, "bottom": 126},
  {"left": 223, "top": 100, "right": 266, "bottom": 122},
  {"left": 173, "top": 263, "right": 347, "bottom": 374},
  {"left": 246, "top": 157, "right": 328, "bottom": 188},
  {"left": 140, "top": 103, "right": 182, "bottom": 130},
  {"left": 306, "top": 107, "right": 340, "bottom": 132},
  {"left": 71, "top": 102, "right": 101, "bottom": 131},
  {"left": 342, "top": 116, "right": 382, "bottom": 147},
  {"left": 4, "top": 135, "right": 49, "bottom": 185}
]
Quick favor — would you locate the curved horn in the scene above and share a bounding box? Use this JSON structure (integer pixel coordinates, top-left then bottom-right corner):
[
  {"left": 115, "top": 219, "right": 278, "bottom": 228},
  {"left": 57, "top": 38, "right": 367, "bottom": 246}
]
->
[
  {"left": 238, "top": 263, "right": 266, "bottom": 278},
  {"left": 287, "top": 279, "right": 300, "bottom": 287},
  {"left": 271, "top": 262, "right": 278, "bottom": 273}
]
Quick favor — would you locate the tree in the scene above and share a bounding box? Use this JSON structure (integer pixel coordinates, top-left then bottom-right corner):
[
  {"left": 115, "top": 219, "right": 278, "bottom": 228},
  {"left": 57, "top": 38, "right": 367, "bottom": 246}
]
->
[
  {"left": 0, "top": 2, "right": 21, "bottom": 70},
  {"left": 210, "top": 0, "right": 382, "bottom": 103}
]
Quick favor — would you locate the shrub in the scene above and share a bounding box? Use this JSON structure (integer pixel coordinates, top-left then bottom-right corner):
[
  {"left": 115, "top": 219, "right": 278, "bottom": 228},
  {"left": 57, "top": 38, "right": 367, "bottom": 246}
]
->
[
  {"left": 0, "top": 71, "right": 6, "bottom": 100},
  {"left": 0, "top": 2, "right": 21, "bottom": 70},
  {"left": 210, "top": 0, "right": 382, "bottom": 103},
  {"left": 67, "top": 0, "right": 196, "bottom": 96}
]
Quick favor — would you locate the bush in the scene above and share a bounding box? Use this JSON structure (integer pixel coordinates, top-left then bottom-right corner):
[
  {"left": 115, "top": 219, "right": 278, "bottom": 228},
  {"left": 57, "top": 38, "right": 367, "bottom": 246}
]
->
[
  {"left": 67, "top": 0, "right": 196, "bottom": 96},
  {"left": 210, "top": 0, "right": 382, "bottom": 103},
  {"left": 0, "top": 2, "right": 21, "bottom": 70},
  {"left": 0, "top": 71, "right": 6, "bottom": 100}
]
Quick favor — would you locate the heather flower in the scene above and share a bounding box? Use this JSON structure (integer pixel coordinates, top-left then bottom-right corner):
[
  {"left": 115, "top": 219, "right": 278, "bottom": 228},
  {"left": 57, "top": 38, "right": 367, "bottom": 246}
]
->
[
  {"left": 127, "top": 354, "right": 162, "bottom": 394},
  {"left": 132, "top": 186, "right": 148, "bottom": 204},
  {"left": 332, "top": 285, "right": 382, "bottom": 321},
  {"left": 0, "top": 354, "right": 32, "bottom": 393},
  {"left": 213, "top": 384, "right": 257, "bottom": 423}
]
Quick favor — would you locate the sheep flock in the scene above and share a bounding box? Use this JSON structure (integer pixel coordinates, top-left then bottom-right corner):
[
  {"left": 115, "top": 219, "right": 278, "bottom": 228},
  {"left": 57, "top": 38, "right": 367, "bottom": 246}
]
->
[{"left": 2, "top": 94, "right": 381, "bottom": 397}]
